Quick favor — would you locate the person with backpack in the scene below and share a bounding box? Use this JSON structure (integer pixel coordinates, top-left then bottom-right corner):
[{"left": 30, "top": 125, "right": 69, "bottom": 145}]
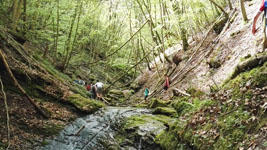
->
[
  {"left": 95, "top": 81, "right": 104, "bottom": 100},
  {"left": 252, "top": 0, "right": 266, "bottom": 35},
  {"left": 91, "top": 84, "right": 97, "bottom": 99}
]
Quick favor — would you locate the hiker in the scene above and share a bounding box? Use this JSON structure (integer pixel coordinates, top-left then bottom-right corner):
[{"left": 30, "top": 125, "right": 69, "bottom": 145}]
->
[
  {"left": 95, "top": 81, "right": 104, "bottom": 100},
  {"left": 144, "top": 87, "right": 149, "bottom": 100},
  {"left": 86, "top": 84, "right": 91, "bottom": 91},
  {"left": 91, "top": 84, "right": 97, "bottom": 99},
  {"left": 164, "top": 75, "right": 170, "bottom": 90},
  {"left": 252, "top": 0, "right": 266, "bottom": 35},
  {"left": 74, "top": 77, "right": 85, "bottom": 86}
]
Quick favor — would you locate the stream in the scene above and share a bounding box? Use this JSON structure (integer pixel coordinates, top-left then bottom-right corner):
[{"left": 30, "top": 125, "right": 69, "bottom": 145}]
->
[{"left": 42, "top": 107, "right": 167, "bottom": 150}]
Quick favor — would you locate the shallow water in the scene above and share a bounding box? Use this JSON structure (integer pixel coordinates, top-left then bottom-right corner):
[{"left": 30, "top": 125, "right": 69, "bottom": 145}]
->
[{"left": 43, "top": 107, "right": 152, "bottom": 150}]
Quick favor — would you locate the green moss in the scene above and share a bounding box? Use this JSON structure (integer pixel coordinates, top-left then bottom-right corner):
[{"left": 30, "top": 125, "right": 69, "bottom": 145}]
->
[
  {"left": 42, "top": 124, "right": 65, "bottom": 136},
  {"left": 149, "top": 98, "right": 171, "bottom": 108},
  {"left": 33, "top": 55, "right": 71, "bottom": 82},
  {"left": 224, "top": 62, "right": 267, "bottom": 99},
  {"left": 108, "top": 89, "right": 123, "bottom": 95},
  {"left": 124, "top": 114, "right": 173, "bottom": 130},
  {"left": 134, "top": 103, "right": 148, "bottom": 108},
  {"left": 172, "top": 97, "right": 214, "bottom": 116},
  {"left": 186, "top": 87, "right": 205, "bottom": 97},
  {"left": 152, "top": 107, "right": 177, "bottom": 116},
  {"left": 67, "top": 94, "right": 105, "bottom": 113}
]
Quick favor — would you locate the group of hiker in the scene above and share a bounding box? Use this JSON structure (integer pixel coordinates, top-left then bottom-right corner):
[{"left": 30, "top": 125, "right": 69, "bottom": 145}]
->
[
  {"left": 74, "top": 78, "right": 104, "bottom": 100},
  {"left": 144, "top": 75, "right": 170, "bottom": 100}
]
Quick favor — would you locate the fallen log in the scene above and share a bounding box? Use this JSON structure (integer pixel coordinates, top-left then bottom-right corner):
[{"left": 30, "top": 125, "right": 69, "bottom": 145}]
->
[{"left": 231, "top": 54, "right": 267, "bottom": 79}]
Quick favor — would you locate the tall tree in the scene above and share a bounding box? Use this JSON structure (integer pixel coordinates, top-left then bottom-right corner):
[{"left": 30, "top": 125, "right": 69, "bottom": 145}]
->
[{"left": 12, "top": 0, "right": 23, "bottom": 31}]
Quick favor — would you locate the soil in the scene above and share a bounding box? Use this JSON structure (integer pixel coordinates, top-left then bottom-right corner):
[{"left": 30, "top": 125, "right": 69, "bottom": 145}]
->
[{"left": 0, "top": 91, "right": 78, "bottom": 150}]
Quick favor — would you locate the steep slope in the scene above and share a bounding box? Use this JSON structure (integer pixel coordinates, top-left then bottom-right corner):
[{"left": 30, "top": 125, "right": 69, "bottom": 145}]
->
[
  {"left": 0, "top": 27, "right": 105, "bottom": 149},
  {"left": 126, "top": 1, "right": 267, "bottom": 150},
  {"left": 132, "top": 1, "right": 266, "bottom": 100}
]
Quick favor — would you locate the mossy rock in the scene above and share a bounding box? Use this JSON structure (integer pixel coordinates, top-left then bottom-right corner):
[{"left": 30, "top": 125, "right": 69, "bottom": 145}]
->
[
  {"left": 122, "top": 90, "right": 134, "bottom": 99},
  {"left": 42, "top": 124, "right": 65, "bottom": 136},
  {"left": 186, "top": 87, "right": 205, "bottom": 97},
  {"left": 134, "top": 103, "right": 148, "bottom": 108},
  {"left": 149, "top": 98, "right": 171, "bottom": 108},
  {"left": 213, "top": 17, "right": 227, "bottom": 34},
  {"left": 67, "top": 94, "right": 105, "bottom": 113},
  {"left": 152, "top": 107, "right": 177, "bottom": 116},
  {"left": 172, "top": 100, "right": 194, "bottom": 115},
  {"left": 123, "top": 114, "right": 173, "bottom": 131},
  {"left": 108, "top": 89, "right": 124, "bottom": 95},
  {"left": 207, "top": 58, "right": 221, "bottom": 69}
]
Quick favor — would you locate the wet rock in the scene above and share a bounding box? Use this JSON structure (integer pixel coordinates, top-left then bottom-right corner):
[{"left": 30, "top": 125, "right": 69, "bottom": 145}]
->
[{"left": 41, "top": 107, "right": 153, "bottom": 150}]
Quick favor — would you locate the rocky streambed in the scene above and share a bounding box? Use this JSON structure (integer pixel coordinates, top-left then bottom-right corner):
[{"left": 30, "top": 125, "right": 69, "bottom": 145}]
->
[{"left": 42, "top": 107, "right": 173, "bottom": 150}]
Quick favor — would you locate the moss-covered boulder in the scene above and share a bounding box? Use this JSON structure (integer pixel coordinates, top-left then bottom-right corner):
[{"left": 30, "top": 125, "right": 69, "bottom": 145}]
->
[
  {"left": 67, "top": 94, "right": 105, "bottom": 113},
  {"left": 152, "top": 107, "right": 177, "bottom": 116},
  {"left": 122, "top": 90, "right": 134, "bottom": 99},
  {"left": 149, "top": 98, "right": 171, "bottom": 108},
  {"left": 172, "top": 100, "right": 194, "bottom": 115},
  {"left": 119, "top": 114, "right": 174, "bottom": 150},
  {"left": 109, "top": 89, "right": 124, "bottom": 95}
]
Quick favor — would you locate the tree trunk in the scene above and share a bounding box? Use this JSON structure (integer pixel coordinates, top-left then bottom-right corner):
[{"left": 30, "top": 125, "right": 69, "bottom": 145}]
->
[
  {"left": 65, "top": 1, "right": 83, "bottom": 70},
  {"left": 209, "top": 0, "right": 229, "bottom": 19},
  {"left": 54, "top": 0, "right": 60, "bottom": 61},
  {"left": 227, "top": 0, "right": 233, "bottom": 10},
  {"left": 61, "top": 4, "right": 78, "bottom": 71},
  {"left": 239, "top": 0, "right": 248, "bottom": 22},
  {"left": 12, "top": 0, "right": 23, "bottom": 31}
]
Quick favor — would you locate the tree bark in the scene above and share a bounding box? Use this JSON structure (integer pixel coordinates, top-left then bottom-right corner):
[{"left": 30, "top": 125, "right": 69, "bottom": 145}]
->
[
  {"left": 239, "top": 0, "right": 248, "bottom": 22},
  {"left": 227, "top": 0, "right": 233, "bottom": 10},
  {"left": 12, "top": 0, "right": 23, "bottom": 31}
]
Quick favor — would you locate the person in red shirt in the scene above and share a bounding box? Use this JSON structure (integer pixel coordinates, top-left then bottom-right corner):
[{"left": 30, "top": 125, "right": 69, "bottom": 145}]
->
[
  {"left": 164, "top": 75, "right": 170, "bottom": 90},
  {"left": 252, "top": 0, "right": 266, "bottom": 35},
  {"left": 86, "top": 84, "right": 91, "bottom": 91}
]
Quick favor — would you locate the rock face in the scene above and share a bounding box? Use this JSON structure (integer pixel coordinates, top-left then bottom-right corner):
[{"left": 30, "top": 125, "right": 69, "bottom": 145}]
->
[{"left": 41, "top": 107, "right": 172, "bottom": 150}]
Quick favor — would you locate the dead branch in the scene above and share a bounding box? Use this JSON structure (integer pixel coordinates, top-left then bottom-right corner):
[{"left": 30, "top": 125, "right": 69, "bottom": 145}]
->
[
  {"left": 172, "top": 88, "right": 191, "bottom": 97},
  {"left": 0, "top": 48, "right": 49, "bottom": 119},
  {"left": 0, "top": 76, "right": 11, "bottom": 150},
  {"left": 105, "top": 50, "right": 153, "bottom": 91}
]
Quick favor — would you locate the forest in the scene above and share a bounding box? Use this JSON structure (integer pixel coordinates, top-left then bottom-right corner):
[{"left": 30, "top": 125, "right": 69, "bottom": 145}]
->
[{"left": 0, "top": 0, "right": 266, "bottom": 150}]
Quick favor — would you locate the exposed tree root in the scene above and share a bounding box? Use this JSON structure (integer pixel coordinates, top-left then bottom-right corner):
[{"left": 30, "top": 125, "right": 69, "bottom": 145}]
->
[{"left": 0, "top": 76, "right": 11, "bottom": 150}]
